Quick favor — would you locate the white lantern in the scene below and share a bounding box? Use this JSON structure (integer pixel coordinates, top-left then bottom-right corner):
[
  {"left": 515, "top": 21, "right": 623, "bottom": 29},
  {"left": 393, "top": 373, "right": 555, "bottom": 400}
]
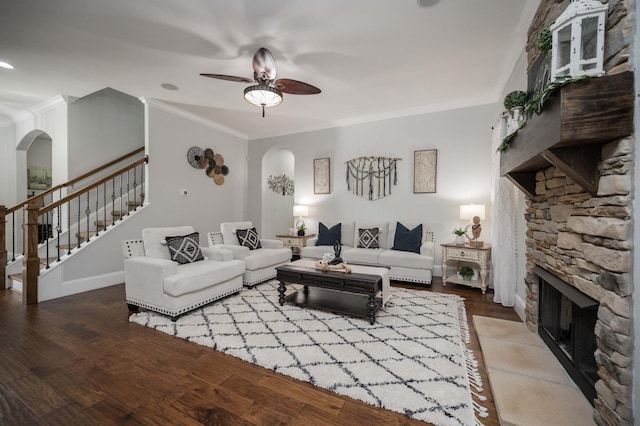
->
[{"left": 550, "top": 0, "right": 608, "bottom": 79}]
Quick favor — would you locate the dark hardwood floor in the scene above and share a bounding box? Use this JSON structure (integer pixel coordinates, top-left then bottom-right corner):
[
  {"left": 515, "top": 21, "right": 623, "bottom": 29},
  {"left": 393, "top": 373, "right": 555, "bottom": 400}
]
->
[{"left": 0, "top": 278, "right": 520, "bottom": 425}]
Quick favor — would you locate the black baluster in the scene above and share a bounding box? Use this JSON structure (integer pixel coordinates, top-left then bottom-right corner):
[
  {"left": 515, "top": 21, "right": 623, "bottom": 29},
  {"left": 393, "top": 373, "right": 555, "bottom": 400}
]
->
[
  {"left": 111, "top": 178, "right": 116, "bottom": 224},
  {"left": 45, "top": 211, "right": 50, "bottom": 269},
  {"left": 119, "top": 175, "right": 123, "bottom": 221},
  {"left": 56, "top": 206, "right": 61, "bottom": 262},
  {"left": 11, "top": 212, "right": 15, "bottom": 261},
  {"left": 126, "top": 169, "right": 130, "bottom": 214},
  {"left": 77, "top": 194, "right": 81, "bottom": 248},
  {"left": 85, "top": 191, "right": 90, "bottom": 242},
  {"left": 67, "top": 201, "right": 71, "bottom": 253},
  {"left": 133, "top": 165, "right": 138, "bottom": 210},
  {"left": 103, "top": 181, "right": 107, "bottom": 231},
  {"left": 95, "top": 185, "right": 99, "bottom": 234}
]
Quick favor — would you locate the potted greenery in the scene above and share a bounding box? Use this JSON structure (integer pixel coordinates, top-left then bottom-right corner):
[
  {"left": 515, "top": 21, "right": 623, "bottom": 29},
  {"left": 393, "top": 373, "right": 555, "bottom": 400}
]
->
[
  {"left": 297, "top": 224, "right": 307, "bottom": 236},
  {"left": 504, "top": 90, "right": 527, "bottom": 113},
  {"left": 504, "top": 89, "right": 528, "bottom": 133},
  {"left": 457, "top": 266, "right": 475, "bottom": 281},
  {"left": 453, "top": 228, "right": 466, "bottom": 245}
]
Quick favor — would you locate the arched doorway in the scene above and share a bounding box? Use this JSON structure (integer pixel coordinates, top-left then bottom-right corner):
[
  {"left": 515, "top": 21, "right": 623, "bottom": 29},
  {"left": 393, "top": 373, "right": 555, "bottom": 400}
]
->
[
  {"left": 261, "top": 148, "right": 294, "bottom": 239},
  {"left": 17, "top": 129, "right": 53, "bottom": 201}
]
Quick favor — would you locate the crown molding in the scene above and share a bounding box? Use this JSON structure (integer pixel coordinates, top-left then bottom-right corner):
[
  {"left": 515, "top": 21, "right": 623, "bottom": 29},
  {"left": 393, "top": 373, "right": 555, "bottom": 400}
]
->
[
  {"left": 8, "top": 95, "right": 77, "bottom": 125},
  {"left": 140, "top": 98, "right": 248, "bottom": 140}
]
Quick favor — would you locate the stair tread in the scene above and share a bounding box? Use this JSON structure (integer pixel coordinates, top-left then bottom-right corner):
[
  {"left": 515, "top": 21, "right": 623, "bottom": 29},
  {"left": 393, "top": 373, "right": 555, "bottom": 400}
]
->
[{"left": 9, "top": 274, "right": 23, "bottom": 282}]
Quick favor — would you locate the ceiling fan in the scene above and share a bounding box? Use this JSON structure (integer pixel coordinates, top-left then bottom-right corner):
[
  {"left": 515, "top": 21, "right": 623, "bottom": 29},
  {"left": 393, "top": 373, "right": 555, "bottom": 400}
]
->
[{"left": 200, "top": 47, "right": 321, "bottom": 117}]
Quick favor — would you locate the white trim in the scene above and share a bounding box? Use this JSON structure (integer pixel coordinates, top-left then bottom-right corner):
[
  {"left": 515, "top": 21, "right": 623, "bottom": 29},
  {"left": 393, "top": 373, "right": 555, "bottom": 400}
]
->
[
  {"left": 514, "top": 292, "right": 526, "bottom": 322},
  {"left": 140, "top": 97, "right": 248, "bottom": 140},
  {"left": 9, "top": 95, "right": 76, "bottom": 125}
]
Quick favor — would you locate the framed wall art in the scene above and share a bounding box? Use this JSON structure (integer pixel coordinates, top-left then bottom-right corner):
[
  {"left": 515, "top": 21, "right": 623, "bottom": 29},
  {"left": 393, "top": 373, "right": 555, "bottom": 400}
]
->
[
  {"left": 27, "top": 165, "right": 52, "bottom": 190},
  {"left": 314, "top": 158, "right": 330, "bottom": 194},
  {"left": 413, "top": 149, "right": 437, "bottom": 193}
]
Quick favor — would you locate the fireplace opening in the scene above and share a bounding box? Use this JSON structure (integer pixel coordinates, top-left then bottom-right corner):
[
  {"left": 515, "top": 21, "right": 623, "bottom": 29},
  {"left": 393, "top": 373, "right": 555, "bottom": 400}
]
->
[{"left": 535, "top": 266, "right": 598, "bottom": 403}]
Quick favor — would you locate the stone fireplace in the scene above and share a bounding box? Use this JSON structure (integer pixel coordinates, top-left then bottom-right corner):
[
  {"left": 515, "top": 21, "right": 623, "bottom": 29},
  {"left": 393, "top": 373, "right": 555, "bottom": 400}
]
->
[
  {"left": 521, "top": 146, "right": 633, "bottom": 425},
  {"left": 497, "top": 1, "right": 635, "bottom": 424}
]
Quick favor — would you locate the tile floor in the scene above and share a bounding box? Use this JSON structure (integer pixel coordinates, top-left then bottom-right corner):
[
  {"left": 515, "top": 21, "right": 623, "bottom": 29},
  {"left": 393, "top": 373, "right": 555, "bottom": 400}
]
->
[{"left": 473, "top": 315, "right": 595, "bottom": 426}]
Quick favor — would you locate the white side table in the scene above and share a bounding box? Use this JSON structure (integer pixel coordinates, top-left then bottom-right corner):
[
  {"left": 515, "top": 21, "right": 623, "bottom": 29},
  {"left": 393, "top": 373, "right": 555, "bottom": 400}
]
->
[
  {"left": 276, "top": 234, "right": 316, "bottom": 258},
  {"left": 441, "top": 243, "right": 492, "bottom": 294}
]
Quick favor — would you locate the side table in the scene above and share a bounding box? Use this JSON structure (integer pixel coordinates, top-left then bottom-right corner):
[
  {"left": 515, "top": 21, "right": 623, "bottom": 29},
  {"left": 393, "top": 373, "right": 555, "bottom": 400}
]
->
[
  {"left": 441, "top": 243, "right": 492, "bottom": 294},
  {"left": 276, "top": 234, "right": 316, "bottom": 259}
]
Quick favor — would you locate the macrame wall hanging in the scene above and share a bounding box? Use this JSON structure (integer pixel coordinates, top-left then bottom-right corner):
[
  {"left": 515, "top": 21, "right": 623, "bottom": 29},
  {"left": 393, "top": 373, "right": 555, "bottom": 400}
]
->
[{"left": 346, "top": 156, "right": 400, "bottom": 201}]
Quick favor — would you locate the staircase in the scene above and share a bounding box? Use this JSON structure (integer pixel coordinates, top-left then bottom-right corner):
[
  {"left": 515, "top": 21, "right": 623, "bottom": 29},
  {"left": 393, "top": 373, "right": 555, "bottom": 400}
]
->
[{"left": 1, "top": 148, "right": 148, "bottom": 303}]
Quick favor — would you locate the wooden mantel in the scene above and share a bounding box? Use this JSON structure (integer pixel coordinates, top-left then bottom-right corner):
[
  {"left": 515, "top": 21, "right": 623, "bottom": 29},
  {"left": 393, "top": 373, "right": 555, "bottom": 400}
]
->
[{"left": 500, "top": 71, "right": 634, "bottom": 198}]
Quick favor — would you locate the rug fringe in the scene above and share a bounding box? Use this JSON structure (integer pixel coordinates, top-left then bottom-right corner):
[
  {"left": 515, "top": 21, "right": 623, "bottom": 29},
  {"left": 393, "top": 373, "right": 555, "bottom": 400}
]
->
[{"left": 458, "top": 301, "right": 486, "bottom": 426}]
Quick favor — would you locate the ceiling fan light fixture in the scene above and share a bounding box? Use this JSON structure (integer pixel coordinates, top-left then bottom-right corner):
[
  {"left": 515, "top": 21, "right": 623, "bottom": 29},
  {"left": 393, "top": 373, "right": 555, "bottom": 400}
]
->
[{"left": 244, "top": 84, "right": 283, "bottom": 109}]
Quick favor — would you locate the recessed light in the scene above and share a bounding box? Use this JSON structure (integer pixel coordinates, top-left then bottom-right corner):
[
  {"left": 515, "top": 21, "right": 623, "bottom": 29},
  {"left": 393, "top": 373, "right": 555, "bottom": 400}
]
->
[
  {"left": 0, "top": 61, "right": 14, "bottom": 69},
  {"left": 161, "top": 83, "right": 179, "bottom": 91}
]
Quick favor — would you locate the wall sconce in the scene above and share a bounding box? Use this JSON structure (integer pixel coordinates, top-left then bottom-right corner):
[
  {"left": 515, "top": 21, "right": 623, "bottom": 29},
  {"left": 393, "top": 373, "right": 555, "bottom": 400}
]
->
[
  {"left": 460, "top": 204, "right": 486, "bottom": 247},
  {"left": 293, "top": 205, "right": 308, "bottom": 235},
  {"left": 550, "top": 0, "right": 608, "bottom": 79}
]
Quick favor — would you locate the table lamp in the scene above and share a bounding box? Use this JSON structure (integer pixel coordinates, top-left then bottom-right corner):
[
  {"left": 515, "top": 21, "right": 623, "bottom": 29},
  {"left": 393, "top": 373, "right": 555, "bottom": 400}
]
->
[
  {"left": 460, "top": 204, "right": 486, "bottom": 247},
  {"left": 293, "top": 205, "right": 309, "bottom": 235}
]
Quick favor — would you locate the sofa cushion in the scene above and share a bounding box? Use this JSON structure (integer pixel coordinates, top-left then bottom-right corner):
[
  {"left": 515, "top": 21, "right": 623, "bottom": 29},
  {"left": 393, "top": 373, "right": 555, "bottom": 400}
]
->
[
  {"left": 236, "top": 227, "right": 262, "bottom": 250},
  {"left": 243, "top": 248, "right": 292, "bottom": 271},
  {"left": 316, "top": 222, "right": 341, "bottom": 246},
  {"left": 342, "top": 247, "right": 384, "bottom": 265},
  {"left": 379, "top": 249, "right": 432, "bottom": 269},
  {"left": 165, "top": 232, "right": 204, "bottom": 264},
  {"left": 357, "top": 227, "right": 380, "bottom": 249},
  {"left": 164, "top": 260, "right": 245, "bottom": 297},
  {"left": 301, "top": 244, "right": 354, "bottom": 260},
  {"left": 142, "top": 226, "right": 195, "bottom": 260},
  {"left": 391, "top": 222, "right": 422, "bottom": 254}
]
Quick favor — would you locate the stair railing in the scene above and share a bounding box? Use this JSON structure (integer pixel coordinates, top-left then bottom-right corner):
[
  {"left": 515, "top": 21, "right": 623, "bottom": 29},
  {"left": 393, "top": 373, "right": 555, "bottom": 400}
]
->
[{"left": 1, "top": 149, "right": 148, "bottom": 298}]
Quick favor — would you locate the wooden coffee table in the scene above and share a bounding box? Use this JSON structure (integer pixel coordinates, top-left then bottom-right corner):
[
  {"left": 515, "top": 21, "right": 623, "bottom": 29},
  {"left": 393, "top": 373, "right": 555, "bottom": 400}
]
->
[{"left": 276, "top": 262, "right": 383, "bottom": 324}]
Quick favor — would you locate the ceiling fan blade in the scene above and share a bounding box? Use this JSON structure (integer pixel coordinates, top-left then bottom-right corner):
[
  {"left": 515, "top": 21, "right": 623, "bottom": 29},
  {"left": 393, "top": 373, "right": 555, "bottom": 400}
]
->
[
  {"left": 275, "top": 78, "right": 321, "bottom": 95},
  {"left": 253, "top": 47, "right": 277, "bottom": 81},
  {"left": 200, "top": 73, "right": 254, "bottom": 83}
]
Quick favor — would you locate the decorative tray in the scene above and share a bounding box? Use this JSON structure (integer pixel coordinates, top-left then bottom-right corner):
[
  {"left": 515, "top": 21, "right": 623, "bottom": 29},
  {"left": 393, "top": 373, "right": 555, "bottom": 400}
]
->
[{"left": 314, "top": 260, "right": 352, "bottom": 273}]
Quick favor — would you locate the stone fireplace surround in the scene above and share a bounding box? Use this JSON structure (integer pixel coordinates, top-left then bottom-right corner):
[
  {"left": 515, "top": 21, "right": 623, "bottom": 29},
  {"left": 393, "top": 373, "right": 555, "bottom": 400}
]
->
[
  {"left": 506, "top": 1, "right": 635, "bottom": 424},
  {"left": 522, "top": 136, "right": 633, "bottom": 425}
]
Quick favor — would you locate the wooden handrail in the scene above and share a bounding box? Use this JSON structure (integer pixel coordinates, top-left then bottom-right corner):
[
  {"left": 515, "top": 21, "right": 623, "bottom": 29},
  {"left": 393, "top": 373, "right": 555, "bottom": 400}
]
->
[
  {"left": 41, "top": 155, "right": 149, "bottom": 214},
  {"left": 6, "top": 146, "right": 144, "bottom": 215}
]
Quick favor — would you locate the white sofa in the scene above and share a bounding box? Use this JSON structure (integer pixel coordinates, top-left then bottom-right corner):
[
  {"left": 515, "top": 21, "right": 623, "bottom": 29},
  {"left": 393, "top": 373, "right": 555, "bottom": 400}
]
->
[
  {"left": 300, "top": 220, "right": 434, "bottom": 285},
  {"left": 210, "top": 221, "right": 292, "bottom": 287},
  {"left": 123, "top": 226, "right": 246, "bottom": 320}
]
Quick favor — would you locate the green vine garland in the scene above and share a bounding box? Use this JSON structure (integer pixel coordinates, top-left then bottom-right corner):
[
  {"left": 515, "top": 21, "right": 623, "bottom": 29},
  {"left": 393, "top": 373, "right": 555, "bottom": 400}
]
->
[{"left": 497, "top": 75, "right": 595, "bottom": 152}]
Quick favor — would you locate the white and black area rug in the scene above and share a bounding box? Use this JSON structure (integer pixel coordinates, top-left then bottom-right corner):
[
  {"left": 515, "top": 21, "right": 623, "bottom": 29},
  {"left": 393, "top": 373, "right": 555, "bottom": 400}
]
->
[{"left": 129, "top": 282, "right": 486, "bottom": 425}]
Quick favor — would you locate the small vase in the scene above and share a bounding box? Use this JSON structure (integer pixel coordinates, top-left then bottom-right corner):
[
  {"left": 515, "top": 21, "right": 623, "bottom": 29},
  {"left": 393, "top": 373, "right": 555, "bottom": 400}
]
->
[
  {"left": 455, "top": 235, "right": 466, "bottom": 245},
  {"left": 297, "top": 230, "right": 305, "bottom": 236}
]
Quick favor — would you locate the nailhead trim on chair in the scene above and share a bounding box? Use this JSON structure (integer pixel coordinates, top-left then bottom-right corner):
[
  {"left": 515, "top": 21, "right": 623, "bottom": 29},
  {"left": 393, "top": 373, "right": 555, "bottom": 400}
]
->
[{"left": 126, "top": 286, "right": 241, "bottom": 317}]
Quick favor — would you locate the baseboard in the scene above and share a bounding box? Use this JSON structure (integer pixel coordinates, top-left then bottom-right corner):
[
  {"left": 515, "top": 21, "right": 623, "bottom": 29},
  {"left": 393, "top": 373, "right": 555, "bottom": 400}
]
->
[
  {"left": 38, "top": 270, "right": 124, "bottom": 302},
  {"left": 60, "top": 271, "right": 124, "bottom": 297},
  {"left": 514, "top": 293, "right": 526, "bottom": 322}
]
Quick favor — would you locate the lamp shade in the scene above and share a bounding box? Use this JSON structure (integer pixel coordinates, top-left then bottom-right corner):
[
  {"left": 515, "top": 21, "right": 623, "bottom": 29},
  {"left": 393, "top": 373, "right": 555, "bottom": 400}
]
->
[
  {"left": 460, "top": 204, "right": 485, "bottom": 220},
  {"left": 293, "top": 205, "right": 308, "bottom": 217}
]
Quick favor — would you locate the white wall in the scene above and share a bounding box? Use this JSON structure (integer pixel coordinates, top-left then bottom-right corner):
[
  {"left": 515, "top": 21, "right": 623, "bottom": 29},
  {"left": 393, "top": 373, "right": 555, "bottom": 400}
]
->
[
  {"left": 144, "top": 100, "right": 248, "bottom": 236},
  {"left": 68, "top": 88, "right": 144, "bottom": 182},
  {"left": 248, "top": 103, "right": 499, "bottom": 275},
  {"left": 0, "top": 124, "right": 16, "bottom": 206},
  {"left": 262, "top": 148, "right": 294, "bottom": 238}
]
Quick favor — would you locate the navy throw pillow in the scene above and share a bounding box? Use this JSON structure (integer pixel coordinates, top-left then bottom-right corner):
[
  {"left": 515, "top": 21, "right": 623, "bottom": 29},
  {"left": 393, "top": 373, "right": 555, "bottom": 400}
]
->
[
  {"left": 316, "top": 222, "right": 341, "bottom": 246},
  {"left": 392, "top": 222, "right": 422, "bottom": 254}
]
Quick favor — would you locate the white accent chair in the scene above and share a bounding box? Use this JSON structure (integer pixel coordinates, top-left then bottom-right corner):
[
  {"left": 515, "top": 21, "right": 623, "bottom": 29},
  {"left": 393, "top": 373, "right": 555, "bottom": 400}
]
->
[
  {"left": 208, "top": 221, "right": 292, "bottom": 286},
  {"left": 123, "top": 226, "right": 245, "bottom": 320}
]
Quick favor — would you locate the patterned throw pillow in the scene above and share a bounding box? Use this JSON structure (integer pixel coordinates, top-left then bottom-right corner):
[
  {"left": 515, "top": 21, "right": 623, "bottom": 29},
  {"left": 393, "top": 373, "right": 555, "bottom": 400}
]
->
[
  {"left": 358, "top": 228, "right": 380, "bottom": 249},
  {"left": 236, "top": 227, "right": 262, "bottom": 250},
  {"left": 165, "top": 232, "right": 204, "bottom": 264}
]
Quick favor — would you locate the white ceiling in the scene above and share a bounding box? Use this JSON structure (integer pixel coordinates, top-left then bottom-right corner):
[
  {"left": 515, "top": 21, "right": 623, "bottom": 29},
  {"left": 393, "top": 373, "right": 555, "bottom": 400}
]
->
[{"left": 0, "top": 0, "right": 539, "bottom": 139}]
